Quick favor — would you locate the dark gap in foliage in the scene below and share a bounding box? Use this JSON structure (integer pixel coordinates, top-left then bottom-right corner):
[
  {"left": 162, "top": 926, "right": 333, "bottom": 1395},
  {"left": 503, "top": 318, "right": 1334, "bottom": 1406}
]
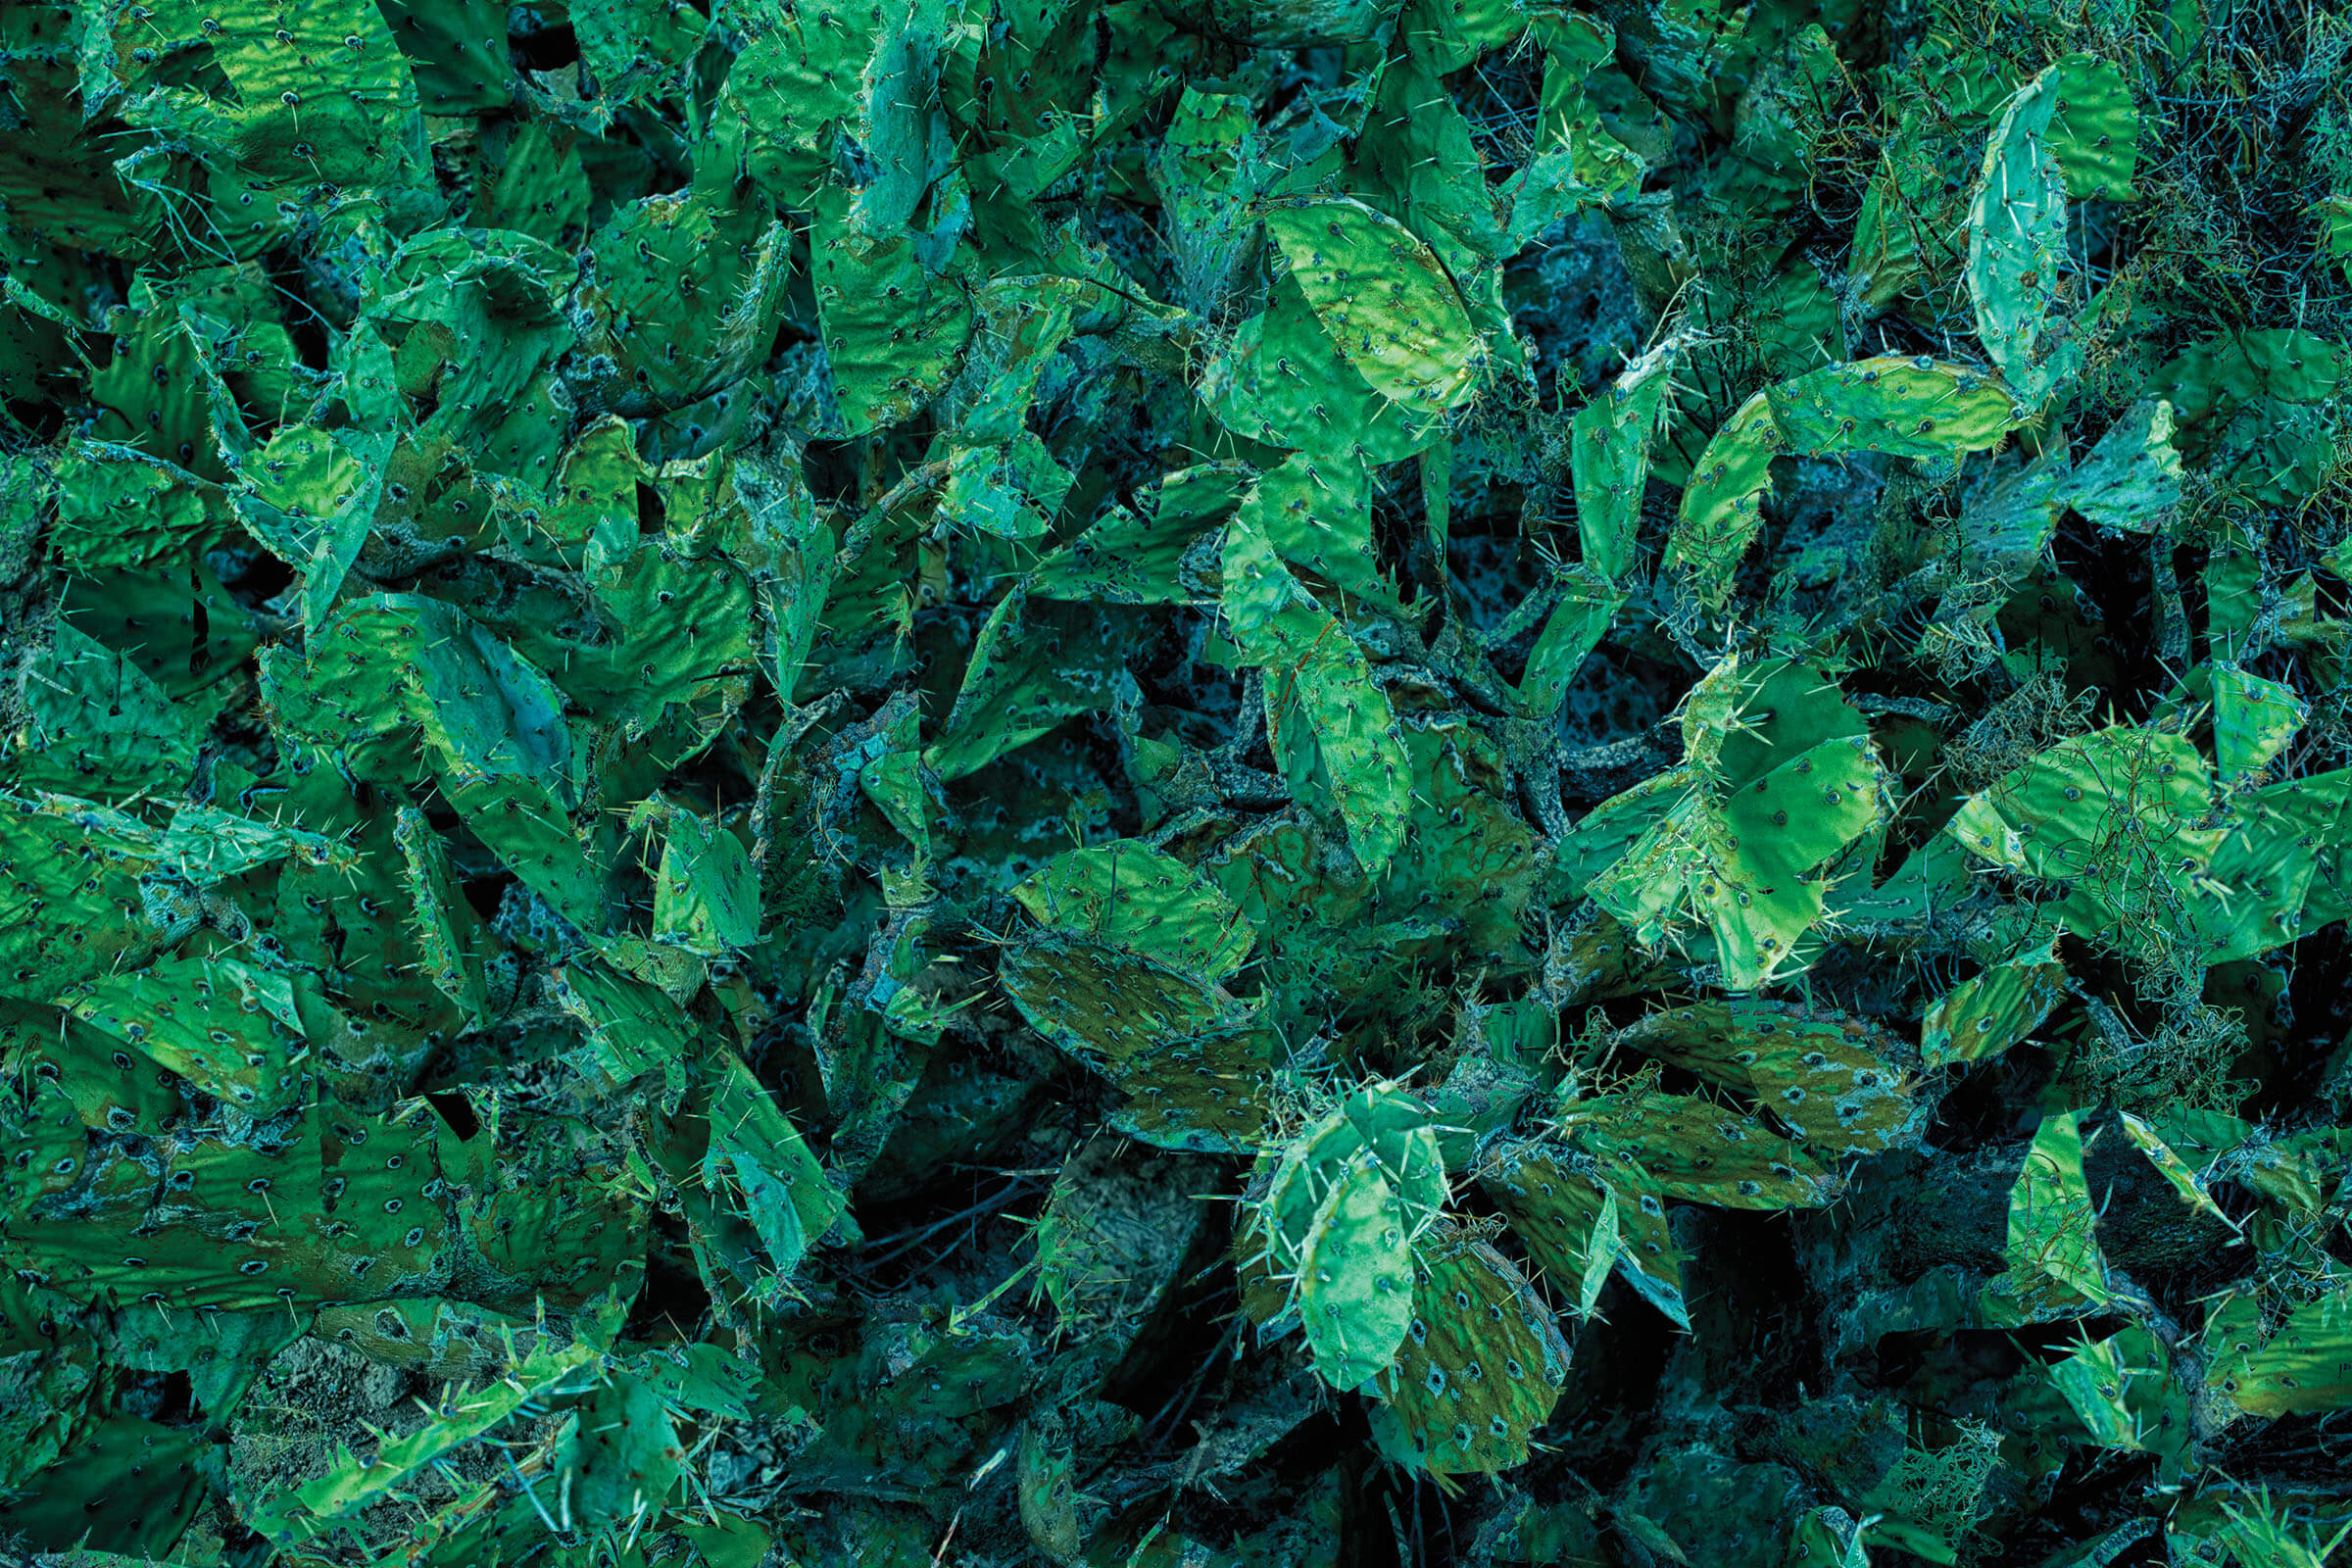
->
[
  {"left": 424, "top": 1089, "right": 482, "bottom": 1140},
  {"left": 630, "top": 1212, "right": 716, "bottom": 1343},
  {"left": 2247, "top": 921, "right": 2352, "bottom": 1122},
  {"left": 1927, "top": 1042, "right": 2063, "bottom": 1155},
  {"left": 508, "top": 11, "right": 579, "bottom": 73},
  {"left": 459, "top": 873, "right": 510, "bottom": 922},
  {"left": 215, "top": 545, "right": 296, "bottom": 609},
  {"left": 2051, "top": 512, "right": 2167, "bottom": 714}
]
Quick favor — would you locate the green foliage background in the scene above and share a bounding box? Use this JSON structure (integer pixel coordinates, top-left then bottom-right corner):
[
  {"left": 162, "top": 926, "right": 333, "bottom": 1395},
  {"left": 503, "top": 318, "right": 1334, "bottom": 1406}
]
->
[{"left": 3, "top": 0, "right": 2352, "bottom": 1560}]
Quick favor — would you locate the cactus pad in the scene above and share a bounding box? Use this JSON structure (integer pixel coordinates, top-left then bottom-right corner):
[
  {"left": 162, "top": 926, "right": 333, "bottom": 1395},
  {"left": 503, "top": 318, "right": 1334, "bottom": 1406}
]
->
[{"left": 1367, "top": 1224, "right": 1571, "bottom": 1475}]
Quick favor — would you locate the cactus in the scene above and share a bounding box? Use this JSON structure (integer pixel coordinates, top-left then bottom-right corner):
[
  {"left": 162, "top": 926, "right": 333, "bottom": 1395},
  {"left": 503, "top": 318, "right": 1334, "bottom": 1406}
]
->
[
  {"left": 2201, "top": 1288, "right": 2352, "bottom": 1418},
  {"left": 936, "top": 429, "right": 1075, "bottom": 542},
  {"left": 1030, "top": 462, "right": 1246, "bottom": 606},
  {"left": 1011, "top": 842, "right": 1256, "bottom": 980},
  {"left": 2194, "top": 768, "right": 2352, "bottom": 962},
  {"left": 1610, "top": 999, "right": 1927, "bottom": 1153},
  {"left": 84, "top": 281, "right": 231, "bottom": 479},
  {"left": 2114, "top": 1109, "right": 2237, "bottom": 1234},
  {"left": 2211, "top": 664, "right": 2308, "bottom": 784},
  {"left": 394, "top": 804, "right": 503, "bottom": 1028},
  {"left": 1966, "top": 66, "right": 2079, "bottom": 407},
  {"left": 1981, "top": 1108, "right": 2112, "bottom": 1326},
  {"left": 11, "top": 1094, "right": 455, "bottom": 1317},
  {"left": 1293, "top": 1152, "right": 1420, "bottom": 1389},
  {"left": 1848, "top": 117, "right": 1977, "bottom": 319},
  {"left": 1515, "top": 566, "right": 1627, "bottom": 720},
  {"left": 705, "top": 7, "right": 876, "bottom": 211},
  {"left": 1618, "top": 1446, "right": 1811, "bottom": 1568},
  {"left": 785, "top": 1310, "right": 1031, "bottom": 1495},
  {"left": 638, "top": 797, "right": 760, "bottom": 956},
  {"left": 570, "top": 0, "right": 706, "bottom": 104},
  {"left": 1509, "top": 336, "right": 1683, "bottom": 717},
  {"left": 2322, "top": 195, "right": 2352, "bottom": 282},
  {"left": 1016, "top": 1415, "right": 1085, "bottom": 1562},
  {"left": 244, "top": 1338, "right": 607, "bottom": 1545},
  {"left": 1567, "top": 658, "right": 1896, "bottom": 988},
  {"left": 1921, "top": 938, "right": 2066, "bottom": 1067},
  {"left": 55, "top": 955, "right": 317, "bottom": 1114},
  {"left": 1244, "top": 451, "right": 1396, "bottom": 612},
  {"left": 812, "top": 186, "right": 976, "bottom": 437},
  {"left": 1943, "top": 724, "right": 2226, "bottom": 958},
  {"left": 2047, "top": 1326, "right": 2187, "bottom": 1468},
  {"left": 1157, "top": 0, "right": 1388, "bottom": 46},
  {"left": 1200, "top": 273, "right": 1443, "bottom": 466},
  {"left": 234, "top": 422, "right": 389, "bottom": 632},
  {"left": 2045, "top": 55, "right": 2140, "bottom": 200},
  {"left": 468, "top": 116, "right": 587, "bottom": 239},
  {"left": 55, "top": 562, "right": 262, "bottom": 742},
  {"left": 1263, "top": 198, "right": 1484, "bottom": 415},
  {"left": 1785, "top": 1507, "right": 1869, "bottom": 1568},
  {"left": 94, "top": 0, "right": 426, "bottom": 189},
  {"left": 45, "top": 441, "right": 230, "bottom": 573},
  {"left": 1239, "top": 1081, "right": 1448, "bottom": 1385},
  {"left": 13, "top": 620, "right": 197, "bottom": 802},
  {"left": 926, "top": 588, "right": 1137, "bottom": 782},
  {"left": 1559, "top": 1082, "right": 1843, "bottom": 1209},
  {"left": 1, "top": 1414, "right": 221, "bottom": 1555},
  {"left": 380, "top": 0, "right": 513, "bottom": 114},
  {"left": 2152, "top": 329, "right": 2347, "bottom": 506},
  {"left": 575, "top": 195, "right": 790, "bottom": 417},
  {"left": 1032, "top": 1138, "right": 1211, "bottom": 1372},
  {"left": 2064, "top": 400, "right": 2184, "bottom": 536},
  {"left": 1522, "top": 12, "right": 1645, "bottom": 219},
  {"left": 1480, "top": 1138, "right": 1690, "bottom": 1328},
  {"left": 0, "top": 793, "right": 177, "bottom": 1001},
  {"left": 436, "top": 1091, "right": 649, "bottom": 1311},
  {"left": 1372, "top": 716, "right": 1547, "bottom": 960},
  {"left": 695, "top": 1048, "right": 842, "bottom": 1287},
  {"left": 2207, "top": 1491, "right": 2352, "bottom": 1568},
  {"left": 1221, "top": 487, "right": 1412, "bottom": 876},
  {"left": 1153, "top": 87, "right": 1282, "bottom": 318},
  {"left": 1365, "top": 1221, "right": 1570, "bottom": 1476},
  {"left": 1571, "top": 335, "right": 1681, "bottom": 583},
  {"left": 1000, "top": 932, "right": 1273, "bottom": 1152},
  {"left": 5, "top": 0, "right": 2352, "bottom": 1548},
  {"left": 1667, "top": 358, "right": 2023, "bottom": 605}
]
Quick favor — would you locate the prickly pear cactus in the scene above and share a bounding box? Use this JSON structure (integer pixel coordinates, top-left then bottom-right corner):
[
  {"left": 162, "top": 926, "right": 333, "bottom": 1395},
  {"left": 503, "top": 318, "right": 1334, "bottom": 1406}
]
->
[
  {"left": 1966, "top": 67, "right": 2079, "bottom": 408},
  {"left": 1238, "top": 1080, "right": 1446, "bottom": 1387},
  {"left": 5, "top": 0, "right": 2352, "bottom": 1555},
  {"left": 1610, "top": 999, "right": 1928, "bottom": 1153},
  {"left": 1365, "top": 1222, "right": 1571, "bottom": 1475},
  {"left": 1568, "top": 656, "right": 1898, "bottom": 987},
  {"left": 1667, "top": 358, "right": 2024, "bottom": 603}
]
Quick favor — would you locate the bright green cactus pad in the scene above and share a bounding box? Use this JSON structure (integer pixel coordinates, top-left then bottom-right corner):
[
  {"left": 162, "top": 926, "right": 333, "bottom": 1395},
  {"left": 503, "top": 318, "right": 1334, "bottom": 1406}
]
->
[
  {"left": 1921, "top": 941, "right": 2067, "bottom": 1066},
  {"left": 1967, "top": 66, "right": 2078, "bottom": 406},
  {"left": 1011, "top": 842, "right": 1257, "bottom": 980},
  {"left": 1264, "top": 199, "right": 1484, "bottom": 414},
  {"left": 1569, "top": 656, "right": 1897, "bottom": 988},
  {"left": 1667, "top": 356, "right": 2024, "bottom": 603},
  {"left": 2203, "top": 1289, "right": 2352, "bottom": 1418},
  {"left": 1202, "top": 274, "right": 1442, "bottom": 466},
  {"left": 1296, "top": 1152, "right": 1419, "bottom": 1390},
  {"left": 4, "top": 0, "right": 2352, "bottom": 1555}
]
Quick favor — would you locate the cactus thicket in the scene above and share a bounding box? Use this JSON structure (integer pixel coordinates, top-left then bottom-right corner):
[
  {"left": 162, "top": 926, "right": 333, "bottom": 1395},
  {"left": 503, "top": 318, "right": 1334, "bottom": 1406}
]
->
[{"left": 4, "top": 0, "right": 2352, "bottom": 1557}]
